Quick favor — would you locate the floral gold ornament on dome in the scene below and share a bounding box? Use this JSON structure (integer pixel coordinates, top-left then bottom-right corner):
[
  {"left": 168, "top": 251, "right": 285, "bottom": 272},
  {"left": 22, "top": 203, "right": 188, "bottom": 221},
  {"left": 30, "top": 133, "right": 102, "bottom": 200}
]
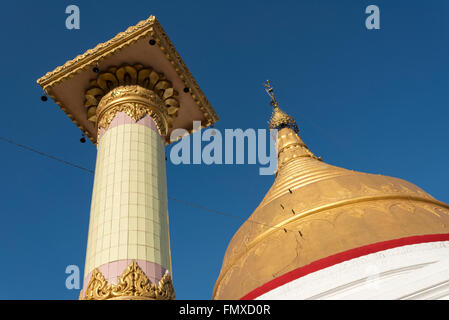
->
[
  {"left": 85, "top": 64, "right": 179, "bottom": 125},
  {"left": 81, "top": 260, "right": 176, "bottom": 300}
]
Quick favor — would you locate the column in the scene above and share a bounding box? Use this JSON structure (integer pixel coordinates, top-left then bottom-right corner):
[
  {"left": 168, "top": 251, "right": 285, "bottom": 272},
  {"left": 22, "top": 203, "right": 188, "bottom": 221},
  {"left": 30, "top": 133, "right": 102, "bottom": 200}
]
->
[{"left": 79, "top": 85, "right": 175, "bottom": 300}]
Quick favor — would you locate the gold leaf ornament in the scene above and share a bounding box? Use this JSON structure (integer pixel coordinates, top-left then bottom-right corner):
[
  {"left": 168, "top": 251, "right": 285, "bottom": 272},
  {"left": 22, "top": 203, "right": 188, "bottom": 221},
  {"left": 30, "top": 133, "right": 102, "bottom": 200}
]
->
[{"left": 81, "top": 261, "right": 176, "bottom": 300}]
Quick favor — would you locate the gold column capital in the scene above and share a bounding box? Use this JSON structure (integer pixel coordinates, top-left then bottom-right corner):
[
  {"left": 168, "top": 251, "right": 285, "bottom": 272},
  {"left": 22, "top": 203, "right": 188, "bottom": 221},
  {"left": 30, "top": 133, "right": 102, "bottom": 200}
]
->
[{"left": 96, "top": 85, "right": 169, "bottom": 139}]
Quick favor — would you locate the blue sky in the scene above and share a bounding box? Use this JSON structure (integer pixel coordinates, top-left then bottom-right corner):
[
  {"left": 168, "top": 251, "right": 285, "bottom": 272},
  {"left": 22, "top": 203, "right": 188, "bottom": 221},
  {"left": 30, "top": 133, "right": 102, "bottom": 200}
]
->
[{"left": 0, "top": 0, "right": 448, "bottom": 299}]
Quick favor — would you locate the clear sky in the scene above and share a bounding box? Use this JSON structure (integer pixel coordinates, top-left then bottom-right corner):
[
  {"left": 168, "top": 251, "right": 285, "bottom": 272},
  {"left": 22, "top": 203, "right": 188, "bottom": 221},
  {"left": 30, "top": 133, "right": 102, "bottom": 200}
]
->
[{"left": 0, "top": 0, "right": 448, "bottom": 299}]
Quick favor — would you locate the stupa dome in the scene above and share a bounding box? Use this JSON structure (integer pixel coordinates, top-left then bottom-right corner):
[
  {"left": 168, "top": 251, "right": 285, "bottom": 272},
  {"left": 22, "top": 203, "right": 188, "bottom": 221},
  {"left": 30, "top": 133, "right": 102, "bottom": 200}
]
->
[{"left": 213, "top": 84, "right": 449, "bottom": 300}]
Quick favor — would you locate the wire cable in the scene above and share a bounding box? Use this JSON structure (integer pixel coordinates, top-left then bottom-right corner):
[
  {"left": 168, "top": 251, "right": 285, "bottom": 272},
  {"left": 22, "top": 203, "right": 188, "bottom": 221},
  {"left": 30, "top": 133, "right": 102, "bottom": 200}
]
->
[
  {"left": 167, "top": 196, "right": 295, "bottom": 232},
  {"left": 0, "top": 135, "right": 298, "bottom": 233},
  {"left": 0, "top": 135, "right": 94, "bottom": 174}
]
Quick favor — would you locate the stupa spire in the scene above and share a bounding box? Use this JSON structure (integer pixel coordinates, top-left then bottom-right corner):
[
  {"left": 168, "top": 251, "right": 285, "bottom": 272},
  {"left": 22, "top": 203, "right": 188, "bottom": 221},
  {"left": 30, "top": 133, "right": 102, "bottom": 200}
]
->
[{"left": 263, "top": 80, "right": 320, "bottom": 171}]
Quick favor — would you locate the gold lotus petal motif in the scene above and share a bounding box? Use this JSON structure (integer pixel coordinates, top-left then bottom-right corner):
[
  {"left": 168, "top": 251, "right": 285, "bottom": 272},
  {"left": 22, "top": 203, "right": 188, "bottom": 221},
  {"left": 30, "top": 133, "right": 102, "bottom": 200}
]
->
[
  {"left": 85, "top": 64, "right": 180, "bottom": 127},
  {"left": 116, "top": 65, "right": 137, "bottom": 85},
  {"left": 97, "top": 72, "right": 119, "bottom": 91}
]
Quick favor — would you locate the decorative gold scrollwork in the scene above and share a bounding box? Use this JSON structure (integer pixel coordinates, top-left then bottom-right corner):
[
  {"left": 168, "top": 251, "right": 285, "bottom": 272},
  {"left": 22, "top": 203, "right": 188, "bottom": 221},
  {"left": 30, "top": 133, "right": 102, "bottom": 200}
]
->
[
  {"left": 81, "top": 261, "right": 176, "bottom": 300},
  {"left": 95, "top": 85, "right": 170, "bottom": 139}
]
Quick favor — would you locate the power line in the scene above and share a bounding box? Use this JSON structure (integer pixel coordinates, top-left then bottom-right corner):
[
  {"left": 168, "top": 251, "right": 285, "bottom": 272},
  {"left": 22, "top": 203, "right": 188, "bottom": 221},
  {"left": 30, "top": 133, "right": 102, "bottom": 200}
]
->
[
  {"left": 167, "top": 196, "right": 294, "bottom": 233},
  {"left": 0, "top": 135, "right": 298, "bottom": 234},
  {"left": 0, "top": 136, "right": 94, "bottom": 174}
]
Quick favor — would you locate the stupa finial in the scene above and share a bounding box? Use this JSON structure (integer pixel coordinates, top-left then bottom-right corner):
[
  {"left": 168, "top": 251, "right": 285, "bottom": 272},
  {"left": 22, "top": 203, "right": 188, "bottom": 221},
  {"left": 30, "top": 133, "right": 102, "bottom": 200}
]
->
[
  {"left": 264, "top": 80, "right": 279, "bottom": 108},
  {"left": 264, "top": 80, "right": 299, "bottom": 133}
]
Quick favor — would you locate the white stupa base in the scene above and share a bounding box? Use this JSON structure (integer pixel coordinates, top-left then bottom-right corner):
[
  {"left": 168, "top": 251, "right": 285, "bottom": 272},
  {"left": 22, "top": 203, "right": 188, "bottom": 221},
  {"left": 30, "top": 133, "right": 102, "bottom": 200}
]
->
[{"left": 255, "top": 238, "right": 449, "bottom": 300}]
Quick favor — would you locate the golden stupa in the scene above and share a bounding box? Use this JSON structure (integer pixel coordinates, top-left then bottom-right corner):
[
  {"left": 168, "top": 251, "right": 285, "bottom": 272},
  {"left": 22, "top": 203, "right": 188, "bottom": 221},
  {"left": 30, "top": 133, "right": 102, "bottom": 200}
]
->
[{"left": 213, "top": 81, "right": 449, "bottom": 300}]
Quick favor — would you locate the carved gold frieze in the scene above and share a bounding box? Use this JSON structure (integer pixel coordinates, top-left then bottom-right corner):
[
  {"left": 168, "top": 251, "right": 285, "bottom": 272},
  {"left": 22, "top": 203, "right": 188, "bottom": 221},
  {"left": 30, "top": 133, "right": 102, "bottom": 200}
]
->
[
  {"left": 81, "top": 261, "right": 176, "bottom": 300},
  {"left": 85, "top": 64, "right": 179, "bottom": 125},
  {"left": 96, "top": 85, "right": 169, "bottom": 140}
]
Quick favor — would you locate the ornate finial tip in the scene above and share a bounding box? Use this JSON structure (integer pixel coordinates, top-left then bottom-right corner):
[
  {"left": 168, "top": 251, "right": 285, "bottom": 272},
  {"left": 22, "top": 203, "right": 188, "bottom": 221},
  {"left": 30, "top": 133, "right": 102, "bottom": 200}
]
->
[
  {"left": 264, "top": 79, "right": 278, "bottom": 108},
  {"left": 263, "top": 80, "right": 299, "bottom": 133}
]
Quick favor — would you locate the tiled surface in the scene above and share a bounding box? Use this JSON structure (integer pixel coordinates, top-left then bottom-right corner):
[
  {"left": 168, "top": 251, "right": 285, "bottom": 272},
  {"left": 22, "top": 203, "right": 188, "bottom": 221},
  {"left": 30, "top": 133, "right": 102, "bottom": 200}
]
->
[{"left": 84, "top": 115, "right": 171, "bottom": 279}]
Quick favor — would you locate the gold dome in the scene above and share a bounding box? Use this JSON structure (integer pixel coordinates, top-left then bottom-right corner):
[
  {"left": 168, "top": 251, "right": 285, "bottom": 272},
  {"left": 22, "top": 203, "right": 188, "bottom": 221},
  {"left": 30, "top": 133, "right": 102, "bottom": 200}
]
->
[{"left": 213, "top": 100, "right": 449, "bottom": 300}]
